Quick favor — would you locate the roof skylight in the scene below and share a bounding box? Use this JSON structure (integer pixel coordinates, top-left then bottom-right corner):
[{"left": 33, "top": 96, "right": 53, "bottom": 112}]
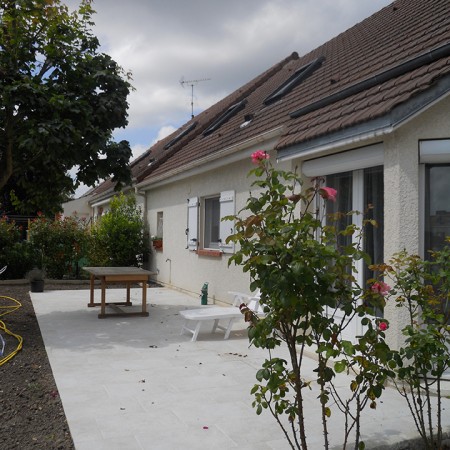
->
[
  {"left": 263, "top": 56, "right": 325, "bottom": 106},
  {"left": 164, "top": 121, "right": 197, "bottom": 150},
  {"left": 203, "top": 100, "right": 247, "bottom": 136}
]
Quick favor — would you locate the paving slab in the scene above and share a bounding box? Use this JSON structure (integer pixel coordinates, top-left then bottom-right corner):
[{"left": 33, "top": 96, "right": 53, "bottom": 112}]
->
[{"left": 31, "top": 287, "right": 450, "bottom": 449}]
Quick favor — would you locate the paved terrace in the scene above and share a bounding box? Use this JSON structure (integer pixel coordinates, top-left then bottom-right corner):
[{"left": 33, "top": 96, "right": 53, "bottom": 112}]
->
[{"left": 31, "top": 287, "right": 450, "bottom": 450}]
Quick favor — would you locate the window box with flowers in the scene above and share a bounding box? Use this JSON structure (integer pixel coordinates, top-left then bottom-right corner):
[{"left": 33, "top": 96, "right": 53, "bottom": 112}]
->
[{"left": 151, "top": 236, "right": 163, "bottom": 251}]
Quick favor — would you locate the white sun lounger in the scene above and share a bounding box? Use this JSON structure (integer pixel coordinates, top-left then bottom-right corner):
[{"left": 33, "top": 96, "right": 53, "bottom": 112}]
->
[{"left": 180, "top": 291, "right": 262, "bottom": 342}]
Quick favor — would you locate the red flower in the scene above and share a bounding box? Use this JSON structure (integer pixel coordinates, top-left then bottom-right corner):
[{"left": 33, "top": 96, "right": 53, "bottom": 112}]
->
[
  {"left": 371, "top": 281, "right": 391, "bottom": 296},
  {"left": 251, "top": 150, "right": 269, "bottom": 164},
  {"left": 319, "top": 187, "right": 337, "bottom": 202},
  {"left": 378, "top": 322, "right": 388, "bottom": 331}
]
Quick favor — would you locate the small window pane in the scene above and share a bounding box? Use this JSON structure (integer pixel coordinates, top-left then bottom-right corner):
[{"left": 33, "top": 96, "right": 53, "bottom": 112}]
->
[
  {"left": 425, "top": 165, "right": 450, "bottom": 252},
  {"left": 326, "top": 172, "right": 352, "bottom": 250},
  {"left": 363, "top": 166, "right": 384, "bottom": 317},
  {"left": 157, "top": 212, "right": 163, "bottom": 238},
  {"left": 204, "top": 197, "right": 220, "bottom": 249},
  {"left": 425, "top": 164, "right": 450, "bottom": 322},
  {"left": 363, "top": 166, "right": 384, "bottom": 284}
]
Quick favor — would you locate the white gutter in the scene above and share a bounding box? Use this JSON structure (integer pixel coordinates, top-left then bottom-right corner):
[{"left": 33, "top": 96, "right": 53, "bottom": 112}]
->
[
  {"left": 278, "top": 86, "right": 450, "bottom": 163},
  {"left": 136, "top": 126, "right": 284, "bottom": 191}
]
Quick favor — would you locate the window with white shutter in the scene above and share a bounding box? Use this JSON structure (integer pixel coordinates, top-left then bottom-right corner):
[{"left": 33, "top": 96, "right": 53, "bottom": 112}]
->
[
  {"left": 186, "top": 197, "right": 199, "bottom": 250},
  {"left": 219, "top": 190, "right": 235, "bottom": 254},
  {"left": 186, "top": 191, "right": 235, "bottom": 254}
]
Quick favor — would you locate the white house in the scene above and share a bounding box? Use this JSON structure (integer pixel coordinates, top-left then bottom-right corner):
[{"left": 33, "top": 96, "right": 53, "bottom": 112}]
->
[{"left": 71, "top": 0, "right": 450, "bottom": 347}]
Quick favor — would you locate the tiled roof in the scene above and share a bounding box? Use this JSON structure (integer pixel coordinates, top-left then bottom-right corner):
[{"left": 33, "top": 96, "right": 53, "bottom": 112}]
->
[
  {"left": 277, "top": 0, "right": 450, "bottom": 150},
  {"left": 90, "top": 0, "right": 450, "bottom": 199},
  {"left": 136, "top": 51, "right": 300, "bottom": 182}
]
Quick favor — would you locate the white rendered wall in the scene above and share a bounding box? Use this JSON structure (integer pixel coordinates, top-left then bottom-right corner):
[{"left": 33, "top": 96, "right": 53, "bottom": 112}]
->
[
  {"left": 145, "top": 153, "right": 291, "bottom": 304},
  {"left": 383, "top": 95, "right": 450, "bottom": 349},
  {"left": 292, "top": 94, "right": 450, "bottom": 350}
]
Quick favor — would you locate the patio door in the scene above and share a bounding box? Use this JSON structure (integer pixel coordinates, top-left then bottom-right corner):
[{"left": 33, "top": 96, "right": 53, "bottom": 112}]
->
[
  {"left": 303, "top": 144, "right": 384, "bottom": 343},
  {"left": 324, "top": 167, "right": 384, "bottom": 342}
]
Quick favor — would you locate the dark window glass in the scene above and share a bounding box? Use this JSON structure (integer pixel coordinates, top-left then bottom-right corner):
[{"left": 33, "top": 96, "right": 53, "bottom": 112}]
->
[
  {"left": 204, "top": 197, "right": 220, "bottom": 248},
  {"left": 425, "top": 165, "right": 450, "bottom": 253}
]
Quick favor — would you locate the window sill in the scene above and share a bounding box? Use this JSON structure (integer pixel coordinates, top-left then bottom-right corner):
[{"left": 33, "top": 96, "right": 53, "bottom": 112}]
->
[{"left": 197, "top": 249, "right": 222, "bottom": 258}]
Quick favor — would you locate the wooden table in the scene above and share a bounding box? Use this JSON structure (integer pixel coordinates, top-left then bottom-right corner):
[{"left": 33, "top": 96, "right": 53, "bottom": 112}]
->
[{"left": 83, "top": 267, "right": 156, "bottom": 319}]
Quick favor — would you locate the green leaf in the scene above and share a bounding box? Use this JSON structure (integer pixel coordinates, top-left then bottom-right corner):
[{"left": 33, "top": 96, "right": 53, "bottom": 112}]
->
[{"left": 334, "top": 360, "right": 347, "bottom": 373}]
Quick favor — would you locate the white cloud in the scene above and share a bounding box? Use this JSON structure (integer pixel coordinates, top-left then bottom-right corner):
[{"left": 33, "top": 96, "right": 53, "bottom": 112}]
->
[
  {"left": 153, "top": 126, "right": 177, "bottom": 144},
  {"left": 64, "top": 0, "right": 392, "bottom": 156},
  {"left": 130, "top": 143, "right": 149, "bottom": 161}
]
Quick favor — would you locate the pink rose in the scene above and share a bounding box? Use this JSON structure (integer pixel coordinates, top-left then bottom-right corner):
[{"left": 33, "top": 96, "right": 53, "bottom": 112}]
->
[
  {"left": 251, "top": 150, "right": 269, "bottom": 164},
  {"left": 371, "top": 281, "right": 391, "bottom": 296},
  {"left": 319, "top": 187, "right": 337, "bottom": 202},
  {"left": 378, "top": 322, "right": 388, "bottom": 331}
]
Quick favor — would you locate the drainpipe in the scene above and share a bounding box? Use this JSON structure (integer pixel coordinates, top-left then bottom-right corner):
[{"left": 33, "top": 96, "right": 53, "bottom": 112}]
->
[{"left": 135, "top": 187, "right": 149, "bottom": 268}]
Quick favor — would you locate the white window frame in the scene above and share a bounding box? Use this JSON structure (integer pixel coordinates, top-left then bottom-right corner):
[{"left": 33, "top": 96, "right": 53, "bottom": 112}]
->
[
  {"left": 419, "top": 139, "right": 450, "bottom": 257},
  {"left": 203, "top": 195, "right": 221, "bottom": 250},
  {"left": 305, "top": 144, "right": 385, "bottom": 340},
  {"left": 186, "top": 190, "right": 235, "bottom": 254}
]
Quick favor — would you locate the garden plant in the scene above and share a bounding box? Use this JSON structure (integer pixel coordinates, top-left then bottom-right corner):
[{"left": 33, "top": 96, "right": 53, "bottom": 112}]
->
[
  {"left": 28, "top": 213, "right": 89, "bottom": 279},
  {"left": 373, "top": 248, "right": 450, "bottom": 449},
  {"left": 226, "top": 151, "right": 393, "bottom": 449},
  {"left": 88, "top": 193, "right": 148, "bottom": 267},
  {"left": 0, "top": 215, "right": 35, "bottom": 279}
]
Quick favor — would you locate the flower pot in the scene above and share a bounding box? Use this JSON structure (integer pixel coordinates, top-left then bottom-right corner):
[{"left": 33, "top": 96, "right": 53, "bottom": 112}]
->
[
  {"left": 30, "top": 280, "right": 44, "bottom": 293},
  {"left": 152, "top": 239, "right": 163, "bottom": 250}
]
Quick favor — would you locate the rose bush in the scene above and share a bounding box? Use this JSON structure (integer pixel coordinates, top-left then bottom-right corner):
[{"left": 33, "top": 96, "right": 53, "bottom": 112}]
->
[{"left": 225, "top": 152, "right": 392, "bottom": 449}]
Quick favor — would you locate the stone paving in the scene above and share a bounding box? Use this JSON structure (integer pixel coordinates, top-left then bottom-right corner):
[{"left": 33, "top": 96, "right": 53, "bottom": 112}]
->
[{"left": 31, "top": 287, "right": 450, "bottom": 449}]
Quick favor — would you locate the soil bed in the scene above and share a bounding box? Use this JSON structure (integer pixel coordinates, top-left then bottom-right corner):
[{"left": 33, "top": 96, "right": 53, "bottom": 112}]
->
[{"left": 0, "top": 282, "right": 85, "bottom": 450}]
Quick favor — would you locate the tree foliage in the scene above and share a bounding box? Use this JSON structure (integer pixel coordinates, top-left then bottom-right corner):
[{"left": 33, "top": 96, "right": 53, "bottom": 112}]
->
[
  {"left": 0, "top": 0, "right": 133, "bottom": 215},
  {"left": 28, "top": 213, "right": 89, "bottom": 279},
  {"left": 0, "top": 215, "right": 35, "bottom": 278},
  {"left": 88, "top": 193, "right": 147, "bottom": 267}
]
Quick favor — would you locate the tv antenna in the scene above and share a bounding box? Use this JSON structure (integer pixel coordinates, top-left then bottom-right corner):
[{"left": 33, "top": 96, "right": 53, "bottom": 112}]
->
[{"left": 179, "top": 77, "right": 211, "bottom": 119}]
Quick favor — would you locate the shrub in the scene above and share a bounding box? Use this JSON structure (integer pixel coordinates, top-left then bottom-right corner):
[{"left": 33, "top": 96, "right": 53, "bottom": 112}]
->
[
  {"left": 375, "top": 248, "right": 450, "bottom": 449},
  {"left": 226, "top": 152, "right": 392, "bottom": 449},
  {"left": 28, "top": 214, "right": 89, "bottom": 279},
  {"left": 88, "top": 193, "right": 147, "bottom": 267},
  {"left": 0, "top": 216, "right": 35, "bottom": 279}
]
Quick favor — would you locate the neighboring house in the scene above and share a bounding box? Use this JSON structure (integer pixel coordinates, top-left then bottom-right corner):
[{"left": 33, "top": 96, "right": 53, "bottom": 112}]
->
[
  {"left": 62, "top": 188, "right": 95, "bottom": 221},
  {"left": 69, "top": 0, "right": 450, "bottom": 347}
]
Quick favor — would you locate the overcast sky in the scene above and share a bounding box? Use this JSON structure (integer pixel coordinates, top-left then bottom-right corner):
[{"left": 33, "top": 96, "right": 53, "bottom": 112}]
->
[{"left": 67, "top": 0, "right": 393, "bottom": 194}]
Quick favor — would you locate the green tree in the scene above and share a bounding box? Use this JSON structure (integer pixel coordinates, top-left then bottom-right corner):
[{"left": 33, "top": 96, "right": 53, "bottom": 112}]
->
[
  {"left": 88, "top": 193, "right": 147, "bottom": 267},
  {"left": 0, "top": 0, "right": 133, "bottom": 215}
]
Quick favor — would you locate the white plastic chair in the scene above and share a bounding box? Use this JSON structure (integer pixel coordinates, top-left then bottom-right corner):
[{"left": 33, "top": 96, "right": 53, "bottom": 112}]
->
[{"left": 179, "top": 290, "right": 262, "bottom": 342}]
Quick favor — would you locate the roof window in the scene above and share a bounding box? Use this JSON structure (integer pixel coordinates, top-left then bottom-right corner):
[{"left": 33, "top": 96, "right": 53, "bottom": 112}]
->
[
  {"left": 263, "top": 56, "right": 325, "bottom": 106},
  {"left": 164, "top": 121, "right": 197, "bottom": 150},
  {"left": 203, "top": 100, "right": 247, "bottom": 136},
  {"left": 240, "top": 114, "right": 254, "bottom": 129}
]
